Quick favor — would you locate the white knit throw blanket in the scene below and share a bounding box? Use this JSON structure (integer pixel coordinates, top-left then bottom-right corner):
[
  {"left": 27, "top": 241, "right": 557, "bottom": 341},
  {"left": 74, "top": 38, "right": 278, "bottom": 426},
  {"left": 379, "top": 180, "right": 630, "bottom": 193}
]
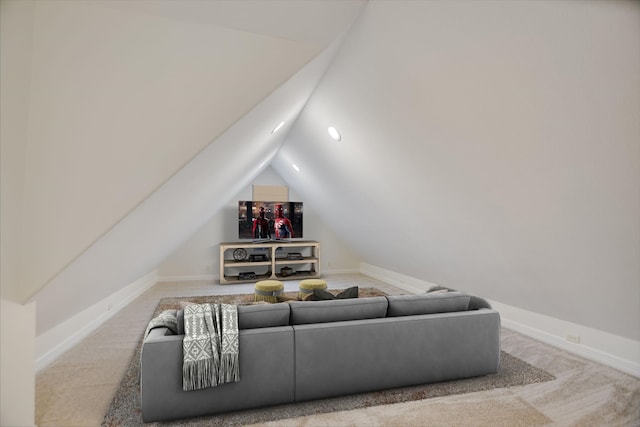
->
[
  {"left": 145, "top": 309, "right": 178, "bottom": 337},
  {"left": 182, "top": 303, "right": 239, "bottom": 391}
]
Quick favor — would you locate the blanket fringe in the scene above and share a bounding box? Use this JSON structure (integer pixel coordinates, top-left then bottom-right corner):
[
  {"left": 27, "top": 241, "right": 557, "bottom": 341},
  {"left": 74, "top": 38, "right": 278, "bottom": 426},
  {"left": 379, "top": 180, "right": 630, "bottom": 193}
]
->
[
  {"left": 183, "top": 359, "right": 217, "bottom": 391},
  {"left": 219, "top": 353, "right": 240, "bottom": 384}
]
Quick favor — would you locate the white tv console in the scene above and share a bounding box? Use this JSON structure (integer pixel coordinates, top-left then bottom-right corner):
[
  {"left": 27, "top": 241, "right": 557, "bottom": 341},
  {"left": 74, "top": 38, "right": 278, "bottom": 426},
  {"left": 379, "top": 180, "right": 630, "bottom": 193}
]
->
[{"left": 219, "top": 240, "right": 320, "bottom": 284}]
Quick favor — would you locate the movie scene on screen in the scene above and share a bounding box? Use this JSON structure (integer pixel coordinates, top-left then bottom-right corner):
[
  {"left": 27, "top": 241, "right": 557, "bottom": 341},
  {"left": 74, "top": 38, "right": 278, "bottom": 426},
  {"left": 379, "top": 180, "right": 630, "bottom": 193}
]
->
[{"left": 238, "top": 201, "right": 303, "bottom": 240}]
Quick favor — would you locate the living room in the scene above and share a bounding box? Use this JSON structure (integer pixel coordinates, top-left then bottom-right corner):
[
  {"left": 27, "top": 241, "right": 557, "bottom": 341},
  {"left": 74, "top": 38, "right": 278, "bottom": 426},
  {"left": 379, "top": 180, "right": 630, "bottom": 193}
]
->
[{"left": 1, "top": 0, "right": 639, "bottom": 425}]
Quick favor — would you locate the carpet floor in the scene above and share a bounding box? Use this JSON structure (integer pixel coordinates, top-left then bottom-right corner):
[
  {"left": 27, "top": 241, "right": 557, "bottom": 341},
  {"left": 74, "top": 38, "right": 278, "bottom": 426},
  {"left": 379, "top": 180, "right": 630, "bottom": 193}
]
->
[
  {"left": 102, "top": 289, "right": 554, "bottom": 426},
  {"left": 36, "top": 274, "right": 640, "bottom": 426}
]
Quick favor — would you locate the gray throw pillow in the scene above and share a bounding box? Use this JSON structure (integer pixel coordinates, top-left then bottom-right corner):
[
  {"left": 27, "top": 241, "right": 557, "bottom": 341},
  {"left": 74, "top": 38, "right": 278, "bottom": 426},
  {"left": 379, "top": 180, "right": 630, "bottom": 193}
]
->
[
  {"left": 311, "top": 288, "right": 337, "bottom": 301},
  {"left": 427, "top": 285, "right": 455, "bottom": 293},
  {"left": 468, "top": 295, "right": 492, "bottom": 310},
  {"left": 336, "top": 286, "right": 359, "bottom": 299},
  {"left": 310, "top": 286, "right": 359, "bottom": 301},
  {"left": 426, "top": 286, "right": 491, "bottom": 310}
]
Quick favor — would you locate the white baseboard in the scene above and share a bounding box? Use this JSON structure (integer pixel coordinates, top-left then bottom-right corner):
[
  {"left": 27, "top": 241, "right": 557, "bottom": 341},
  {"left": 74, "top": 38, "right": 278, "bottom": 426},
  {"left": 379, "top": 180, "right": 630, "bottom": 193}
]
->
[
  {"left": 360, "top": 262, "right": 440, "bottom": 294},
  {"left": 157, "top": 274, "right": 217, "bottom": 283},
  {"left": 35, "top": 270, "right": 158, "bottom": 372},
  {"left": 324, "top": 268, "right": 360, "bottom": 275},
  {"left": 360, "top": 263, "right": 640, "bottom": 378},
  {"left": 490, "top": 300, "right": 640, "bottom": 378},
  {"left": 156, "top": 268, "right": 360, "bottom": 283}
]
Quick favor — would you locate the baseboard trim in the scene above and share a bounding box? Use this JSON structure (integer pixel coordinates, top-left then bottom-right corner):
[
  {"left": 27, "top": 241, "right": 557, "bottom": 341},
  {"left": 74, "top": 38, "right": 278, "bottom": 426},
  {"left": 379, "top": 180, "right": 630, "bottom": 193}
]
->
[
  {"left": 157, "top": 274, "right": 217, "bottom": 283},
  {"left": 360, "top": 263, "right": 640, "bottom": 378},
  {"left": 360, "top": 262, "right": 439, "bottom": 294},
  {"left": 324, "top": 268, "right": 360, "bottom": 275},
  {"left": 156, "top": 268, "right": 360, "bottom": 283},
  {"left": 35, "top": 270, "right": 158, "bottom": 372},
  {"left": 490, "top": 300, "right": 640, "bottom": 378}
]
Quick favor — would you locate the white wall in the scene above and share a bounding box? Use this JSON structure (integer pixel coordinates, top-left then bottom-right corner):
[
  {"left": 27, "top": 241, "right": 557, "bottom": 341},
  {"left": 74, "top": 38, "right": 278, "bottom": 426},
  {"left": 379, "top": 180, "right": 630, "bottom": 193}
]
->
[
  {"left": 1, "top": 0, "right": 34, "bottom": 303},
  {"left": 1, "top": 299, "right": 36, "bottom": 427},
  {"left": 1, "top": 3, "right": 37, "bottom": 424},
  {"left": 16, "top": 0, "right": 322, "bottom": 302},
  {"left": 24, "top": 2, "right": 354, "bottom": 336},
  {"left": 273, "top": 0, "right": 640, "bottom": 342},
  {"left": 158, "top": 166, "right": 361, "bottom": 280}
]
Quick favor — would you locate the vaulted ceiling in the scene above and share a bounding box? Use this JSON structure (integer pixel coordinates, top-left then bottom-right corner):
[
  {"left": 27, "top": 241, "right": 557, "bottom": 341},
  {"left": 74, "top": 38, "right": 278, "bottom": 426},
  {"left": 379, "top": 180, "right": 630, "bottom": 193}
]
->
[{"left": 2, "top": 0, "right": 638, "bottom": 343}]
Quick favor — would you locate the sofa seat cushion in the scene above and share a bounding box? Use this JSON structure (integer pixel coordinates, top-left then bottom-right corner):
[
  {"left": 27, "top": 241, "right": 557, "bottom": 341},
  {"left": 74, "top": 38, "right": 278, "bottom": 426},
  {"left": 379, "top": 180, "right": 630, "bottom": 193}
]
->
[
  {"left": 289, "top": 297, "right": 388, "bottom": 325},
  {"left": 237, "top": 303, "right": 291, "bottom": 330},
  {"left": 386, "top": 292, "right": 470, "bottom": 317}
]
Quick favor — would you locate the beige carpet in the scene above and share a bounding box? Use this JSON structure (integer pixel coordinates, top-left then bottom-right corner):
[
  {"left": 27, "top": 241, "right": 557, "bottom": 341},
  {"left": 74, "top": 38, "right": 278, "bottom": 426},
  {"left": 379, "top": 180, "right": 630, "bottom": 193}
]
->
[
  {"left": 101, "top": 285, "right": 554, "bottom": 426},
  {"left": 255, "top": 392, "right": 552, "bottom": 427},
  {"left": 36, "top": 274, "right": 640, "bottom": 426},
  {"left": 103, "top": 349, "right": 553, "bottom": 426}
]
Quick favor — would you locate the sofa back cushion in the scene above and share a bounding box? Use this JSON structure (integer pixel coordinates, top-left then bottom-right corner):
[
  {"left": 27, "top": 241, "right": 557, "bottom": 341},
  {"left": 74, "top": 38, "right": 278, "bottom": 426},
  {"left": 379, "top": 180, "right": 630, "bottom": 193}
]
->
[
  {"left": 386, "top": 292, "right": 470, "bottom": 317},
  {"left": 289, "top": 297, "right": 388, "bottom": 325},
  {"left": 237, "top": 303, "right": 291, "bottom": 330}
]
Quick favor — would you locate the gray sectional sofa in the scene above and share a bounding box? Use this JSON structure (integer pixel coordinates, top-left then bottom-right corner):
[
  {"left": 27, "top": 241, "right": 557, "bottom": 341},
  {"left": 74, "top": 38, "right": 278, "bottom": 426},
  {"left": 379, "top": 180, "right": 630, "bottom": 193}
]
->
[{"left": 140, "top": 292, "right": 501, "bottom": 422}]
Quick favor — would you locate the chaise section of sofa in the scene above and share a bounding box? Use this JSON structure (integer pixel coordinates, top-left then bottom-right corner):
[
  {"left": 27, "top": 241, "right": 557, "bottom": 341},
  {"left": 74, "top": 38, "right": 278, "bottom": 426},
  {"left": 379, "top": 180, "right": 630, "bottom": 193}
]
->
[{"left": 293, "top": 307, "right": 500, "bottom": 401}]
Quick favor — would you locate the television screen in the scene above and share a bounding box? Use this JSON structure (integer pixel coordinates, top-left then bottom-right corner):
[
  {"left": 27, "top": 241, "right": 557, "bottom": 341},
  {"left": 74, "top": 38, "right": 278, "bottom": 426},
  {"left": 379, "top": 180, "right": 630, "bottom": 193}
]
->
[{"left": 238, "top": 201, "right": 303, "bottom": 240}]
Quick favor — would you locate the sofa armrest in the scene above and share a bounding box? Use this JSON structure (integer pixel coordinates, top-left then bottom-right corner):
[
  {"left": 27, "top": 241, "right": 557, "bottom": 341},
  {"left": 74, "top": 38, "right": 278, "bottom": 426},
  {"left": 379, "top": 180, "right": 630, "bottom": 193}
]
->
[
  {"left": 145, "top": 327, "right": 175, "bottom": 341},
  {"left": 140, "top": 326, "right": 295, "bottom": 422}
]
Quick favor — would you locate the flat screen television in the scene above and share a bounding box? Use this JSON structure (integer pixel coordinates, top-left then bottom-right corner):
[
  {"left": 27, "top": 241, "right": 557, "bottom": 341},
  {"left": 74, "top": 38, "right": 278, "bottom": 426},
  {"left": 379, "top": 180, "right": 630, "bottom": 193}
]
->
[{"left": 238, "top": 201, "right": 303, "bottom": 240}]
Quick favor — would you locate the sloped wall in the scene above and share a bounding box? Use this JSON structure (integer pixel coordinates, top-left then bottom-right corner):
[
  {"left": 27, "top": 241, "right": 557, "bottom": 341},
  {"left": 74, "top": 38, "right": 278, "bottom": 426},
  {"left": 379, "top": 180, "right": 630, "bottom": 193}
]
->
[
  {"left": 1, "top": 3, "right": 37, "bottom": 424},
  {"left": 1, "top": 0, "right": 34, "bottom": 303},
  {"left": 15, "top": 0, "right": 320, "bottom": 303},
  {"left": 273, "top": 0, "right": 640, "bottom": 341},
  {"left": 26, "top": 11, "right": 353, "bottom": 335}
]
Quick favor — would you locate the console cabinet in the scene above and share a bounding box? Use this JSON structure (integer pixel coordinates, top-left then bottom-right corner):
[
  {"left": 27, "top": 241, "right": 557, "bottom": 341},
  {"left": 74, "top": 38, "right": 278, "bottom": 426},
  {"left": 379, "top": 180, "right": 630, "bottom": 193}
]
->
[{"left": 219, "top": 240, "right": 320, "bottom": 284}]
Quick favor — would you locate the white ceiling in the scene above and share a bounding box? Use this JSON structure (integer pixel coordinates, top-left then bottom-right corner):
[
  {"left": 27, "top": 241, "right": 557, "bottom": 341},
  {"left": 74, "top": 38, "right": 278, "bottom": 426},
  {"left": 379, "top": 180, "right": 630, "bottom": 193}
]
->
[{"left": 96, "top": 0, "right": 367, "bottom": 45}]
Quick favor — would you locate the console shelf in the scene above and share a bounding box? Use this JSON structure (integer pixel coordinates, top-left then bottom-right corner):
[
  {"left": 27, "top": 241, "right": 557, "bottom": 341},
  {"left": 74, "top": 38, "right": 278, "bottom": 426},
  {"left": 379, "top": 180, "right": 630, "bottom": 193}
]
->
[{"left": 219, "top": 240, "right": 320, "bottom": 284}]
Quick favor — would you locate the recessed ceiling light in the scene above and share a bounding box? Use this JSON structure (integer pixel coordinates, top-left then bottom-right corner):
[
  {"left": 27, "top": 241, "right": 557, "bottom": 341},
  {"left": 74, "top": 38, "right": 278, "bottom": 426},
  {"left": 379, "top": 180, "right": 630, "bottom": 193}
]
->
[
  {"left": 271, "top": 121, "right": 285, "bottom": 134},
  {"left": 292, "top": 164, "right": 300, "bottom": 172},
  {"left": 328, "top": 126, "right": 341, "bottom": 141}
]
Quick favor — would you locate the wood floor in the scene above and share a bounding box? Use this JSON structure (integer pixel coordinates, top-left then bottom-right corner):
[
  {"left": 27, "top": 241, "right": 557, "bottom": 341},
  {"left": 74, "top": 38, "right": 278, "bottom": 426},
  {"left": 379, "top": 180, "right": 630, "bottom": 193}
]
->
[{"left": 35, "top": 274, "right": 640, "bottom": 426}]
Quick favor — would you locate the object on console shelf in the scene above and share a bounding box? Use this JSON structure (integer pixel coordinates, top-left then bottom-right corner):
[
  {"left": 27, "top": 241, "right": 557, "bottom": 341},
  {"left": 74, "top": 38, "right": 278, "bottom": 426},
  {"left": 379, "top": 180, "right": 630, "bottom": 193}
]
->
[
  {"left": 286, "top": 252, "right": 303, "bottom": 260},
  {"left": 249, "top": 254, "right": 268, "bottom": 262},
  {"left": 233, "top": 248, "right": 248, "bottom": 261},
  {"left": 280, "top": 266, "right": 293, "bottom": 277},
  {"left": 238, "top": 272, "right": 257, "bottom": 280}
]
